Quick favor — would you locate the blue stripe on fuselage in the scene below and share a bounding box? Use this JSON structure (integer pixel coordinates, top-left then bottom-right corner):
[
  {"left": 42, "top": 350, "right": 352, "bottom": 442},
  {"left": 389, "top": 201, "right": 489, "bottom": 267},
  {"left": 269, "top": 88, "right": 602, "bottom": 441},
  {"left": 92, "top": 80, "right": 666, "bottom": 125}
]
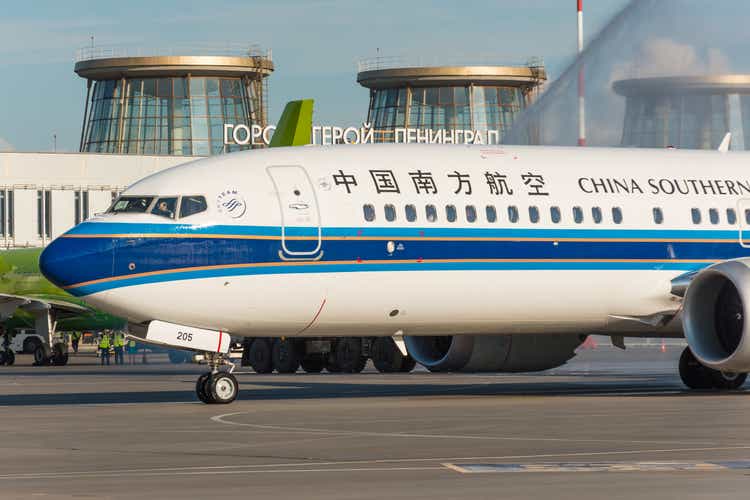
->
[{"left": 56, "top": 222, "right": 747, "bottom": 296}]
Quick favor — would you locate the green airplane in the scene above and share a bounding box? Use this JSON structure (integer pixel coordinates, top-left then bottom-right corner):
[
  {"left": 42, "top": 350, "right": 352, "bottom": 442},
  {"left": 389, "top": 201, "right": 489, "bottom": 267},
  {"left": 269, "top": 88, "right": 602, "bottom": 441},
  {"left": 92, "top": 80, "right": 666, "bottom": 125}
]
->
[
  {"left": 0, "top": 247, "right": 125, "bottom": 366},
  {"left": 0, "top": 99, "right": 315, "bottom": 367}
]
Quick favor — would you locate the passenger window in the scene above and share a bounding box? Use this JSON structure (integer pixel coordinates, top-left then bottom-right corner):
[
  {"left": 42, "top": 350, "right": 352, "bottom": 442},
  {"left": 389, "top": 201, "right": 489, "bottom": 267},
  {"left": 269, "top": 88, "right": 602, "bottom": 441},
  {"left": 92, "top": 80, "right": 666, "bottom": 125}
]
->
[
  {"left": 405, "top": 204, "right": 417, "bottom": 222},
  {"left": 592, "top": 207, "right": 602, "bottom": 224},
  {"left": 691, "top": 208, "right": 702, "bottom": 225},
  {"left": 363, "top": 204, "right": 375, "bottom": 222},
  {"left": 709, "top": 208, "right": 719, "bottom": 225},
  {"left": 653, "top": 207, "right": 664, "bottom": 224},
  {"left": 486, "top": 205, "right": 497, "bottom": 223},
  {"left": 745, "top": 209, "right": 750, "bottom": 225},
  {"left": 466, "top": 205, "right": 477, "bottom": 223},
  {"left": 179, "top": 195, "right": 207, "bottom": 218},
  {"left": 446, "top": 205, "right": 457, "bottom": 223},
  {"left": 529, "top": 206, "right": 540, "bottom": 224},
  {"left": 612, "top": 207, "right": 623, "bottom": 225},
  {"left": 727, "top": 208, "right": 737, "bottom": 225},
  {"left": 508, "top": 205, "right": 519, "bottom": 223},
  {"left": 573, "top": 206, "right": 583, "bottom": 224},
  {"left": 550, "top": 206, "right": 561, "bottom": 224},
  {"left": 152, "top": 197, "right": 178, "bottom": 219},
  {"left": 425, "top": 204, "right": 437, "bottom": 223},
  {"left": 384, "top": 204, "right": 396, "bottom": 222}
]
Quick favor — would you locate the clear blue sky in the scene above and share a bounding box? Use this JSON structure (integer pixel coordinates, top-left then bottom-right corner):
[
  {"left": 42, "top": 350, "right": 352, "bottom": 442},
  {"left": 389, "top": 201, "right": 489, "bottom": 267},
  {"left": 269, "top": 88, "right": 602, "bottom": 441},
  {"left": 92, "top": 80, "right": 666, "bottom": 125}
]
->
[{"left": 0, "top": 0, "right": 631, "bottom": 152}]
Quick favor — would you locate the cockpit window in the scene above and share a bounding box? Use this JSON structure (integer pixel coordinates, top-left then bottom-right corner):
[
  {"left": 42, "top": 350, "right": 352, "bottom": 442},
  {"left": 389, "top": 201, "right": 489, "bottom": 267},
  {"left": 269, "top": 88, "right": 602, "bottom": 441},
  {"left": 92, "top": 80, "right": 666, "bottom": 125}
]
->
[
  {"left": 109, "top": 196, "right": 154, "bottom": 213},
  {"left": 180, "top": 196, "right": 208, "bottom": 218},
  {"left": 151, "top": 197, "right": 178, "bottom": 219}
]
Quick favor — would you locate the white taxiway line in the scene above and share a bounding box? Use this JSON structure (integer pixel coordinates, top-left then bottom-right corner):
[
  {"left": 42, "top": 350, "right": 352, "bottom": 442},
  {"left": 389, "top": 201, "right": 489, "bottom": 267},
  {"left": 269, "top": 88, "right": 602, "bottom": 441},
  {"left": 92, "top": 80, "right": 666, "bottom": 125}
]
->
[{"left": 209, "top": 412, "right": 719, "bottom": 446}]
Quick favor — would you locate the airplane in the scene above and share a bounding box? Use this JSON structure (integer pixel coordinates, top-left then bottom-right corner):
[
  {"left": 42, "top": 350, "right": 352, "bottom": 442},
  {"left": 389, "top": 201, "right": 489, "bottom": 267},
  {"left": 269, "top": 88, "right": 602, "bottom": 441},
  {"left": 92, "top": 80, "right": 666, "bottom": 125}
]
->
[
  {"left": 37, "top": 106, "right": 750, "bottom": 403},
  {"left": 0, "top": 248, "right": 125, "bottom": 366}
]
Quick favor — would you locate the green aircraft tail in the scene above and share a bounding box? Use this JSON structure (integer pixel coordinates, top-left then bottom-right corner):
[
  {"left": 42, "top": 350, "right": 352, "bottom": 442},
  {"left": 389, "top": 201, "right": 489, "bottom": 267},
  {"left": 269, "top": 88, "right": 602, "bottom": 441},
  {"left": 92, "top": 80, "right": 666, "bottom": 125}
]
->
[{"left": 269, "top": 99, "right": 314, "bottom": 147}]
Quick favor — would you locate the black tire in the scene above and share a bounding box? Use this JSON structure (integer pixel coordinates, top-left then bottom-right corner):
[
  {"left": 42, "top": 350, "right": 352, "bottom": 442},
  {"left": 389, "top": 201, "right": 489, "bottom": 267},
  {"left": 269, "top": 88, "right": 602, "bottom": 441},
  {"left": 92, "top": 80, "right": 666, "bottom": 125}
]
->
[
  {"left": 0, "top": 350, "right": 6, "bottom": 366},
  {"left": 208, "top": 372, "right": 238, "bottom": 404},
  {"left": 33, "top": 344, "right": 52, "bottom": 366},
  {"left": 241, "top": 340, "right": 254, "bottom": 367},
  {"left": 248, "top": 338, "right": 273, "bottom": 374},
  {"left": 196, "top": 372, "right": 212, "bottom": 403},
  {"left": 372, "top": 337, "right": 401, "bottom": 373},
  {"left": 300, "top": 356, "right": 324, "bottom": 373},
  {"left": 679, "top": 348, "right": 712, "bottom": 389},
  {"left": 52, "top": 343, "right": 69, "bottom": 366},
  {"left": 4, "top": 350, "right": 15, "bottom": 366},
  {"left": 272, "top": 339, "right": 300, "bottom": 374},
  {"left": 23, "top": 337, "right": 41, "bottom": 355},
  {"left": 334, "top": 338, "right": 367, "bottom": 373},
  {"left": 710, "top": 370, "right": 748, "bottom": 390},
  {"left": 399, "top": 355, "right": 416, "bottom": 373},
  {"left": 325, "top": 356, "right": 342, "bottom": 373},
  {"left": 168, "top": 350, "right": 187, "bottom": 364}
]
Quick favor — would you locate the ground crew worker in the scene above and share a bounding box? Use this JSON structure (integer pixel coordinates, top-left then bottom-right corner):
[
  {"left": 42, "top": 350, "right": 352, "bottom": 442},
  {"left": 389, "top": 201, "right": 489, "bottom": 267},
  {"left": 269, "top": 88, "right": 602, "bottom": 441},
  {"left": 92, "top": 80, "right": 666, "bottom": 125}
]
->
[
  {"left": 113, "top": 332, "right": 125, "bottom": 365},
  {"left": 98, "top": 332, "right": 111, "bottom": 366},
  {"left": 71, "top": 331, "right": 82, "bottom": 353},
  {"left": 127, "top": 338, "right": 138, "bottom": 365}
]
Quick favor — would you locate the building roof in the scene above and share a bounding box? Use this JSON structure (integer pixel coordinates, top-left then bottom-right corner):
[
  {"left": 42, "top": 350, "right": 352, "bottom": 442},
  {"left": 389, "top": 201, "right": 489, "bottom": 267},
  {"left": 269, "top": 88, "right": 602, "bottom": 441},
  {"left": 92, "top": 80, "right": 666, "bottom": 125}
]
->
[
  {"left": 357, "top": 65, "right": 546, "bottom": 89},
  {"left": 613, "top": 75, "right": 750, "bottom": 96}
]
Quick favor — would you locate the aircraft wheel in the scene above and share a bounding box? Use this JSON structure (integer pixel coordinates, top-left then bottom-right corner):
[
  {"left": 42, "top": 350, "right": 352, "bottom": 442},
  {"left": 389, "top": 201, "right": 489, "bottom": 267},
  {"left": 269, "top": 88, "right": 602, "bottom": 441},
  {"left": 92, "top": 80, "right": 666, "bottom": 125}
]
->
[
  {"left": 272, "top": 339, "right": 300, "bottom": 373},
  {"left": 399, "top": 355, "right": 416, "bottom": 373},
  {"left": 710, "top": 370, "right": 748, "bottom": 390},
  {"left": 248, "top": 338, "right": 273, "bottom": 374},
  {"left": 3, "top": 349, "right": 15, "bottom": 366},
  {"left": 372, "top": 337, "right": 398, "bottom": 373},
  {"left": 334, "top": 338, "right": 367, "bottom": 373},
  {"left": 208, "top": 372, "right": 238, "bottom": 404},
  {"left": 33, "top": 344, "right": 52, "bottom": 366},
  {"left": 23, "top": 337, "right": 41, "bottom": 355},
  {"left": 325, "top": 356, "right": 342, "bottom": 373},
  {"left": 52, "top": 343, "right": 69, "bottom": 366},
  {"left": 0, "top": 350, "right": 6, "bottom": 366},
  {"left": 196, "top": 372, "right": 212, "bottom": 404},
  {"left": 300, "top": 356, "right": 324, "bottom": 373},
  {"left": 679, "top": 347, "right": 713, "bottom": 389}
]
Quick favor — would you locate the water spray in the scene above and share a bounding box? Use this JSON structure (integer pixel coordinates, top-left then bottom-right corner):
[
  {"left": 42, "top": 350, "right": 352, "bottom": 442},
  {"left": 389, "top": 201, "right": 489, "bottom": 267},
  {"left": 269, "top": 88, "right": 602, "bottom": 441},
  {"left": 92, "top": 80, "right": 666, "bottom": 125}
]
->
[{"left": 577, "top": 0, "right": 586, "bottom": 147}]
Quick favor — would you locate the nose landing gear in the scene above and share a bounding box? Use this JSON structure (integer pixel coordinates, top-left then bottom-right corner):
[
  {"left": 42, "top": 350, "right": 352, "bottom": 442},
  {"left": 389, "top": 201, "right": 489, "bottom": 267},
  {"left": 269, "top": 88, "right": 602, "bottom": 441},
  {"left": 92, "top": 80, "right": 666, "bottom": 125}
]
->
[
  {"left": 679, "top": 347, "right": 748, "bottom": 390},
  {"left": 196, "top": 352, "right": 238, "bottom": 404}
]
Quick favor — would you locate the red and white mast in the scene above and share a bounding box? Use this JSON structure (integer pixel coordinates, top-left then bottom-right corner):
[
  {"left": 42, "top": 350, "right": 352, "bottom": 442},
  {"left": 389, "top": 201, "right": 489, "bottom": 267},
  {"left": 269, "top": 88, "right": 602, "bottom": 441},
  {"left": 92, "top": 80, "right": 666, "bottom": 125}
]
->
[{"left": 577, "top": 0, "right": 586, "bottom": 146}]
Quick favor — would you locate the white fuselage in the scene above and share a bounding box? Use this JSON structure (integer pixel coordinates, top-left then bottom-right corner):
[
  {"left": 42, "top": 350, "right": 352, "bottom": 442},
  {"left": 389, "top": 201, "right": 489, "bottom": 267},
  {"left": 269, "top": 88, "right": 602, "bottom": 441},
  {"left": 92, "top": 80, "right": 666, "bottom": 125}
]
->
[{"left": 39, "top": 144, "right": 750, "bottom": 339}]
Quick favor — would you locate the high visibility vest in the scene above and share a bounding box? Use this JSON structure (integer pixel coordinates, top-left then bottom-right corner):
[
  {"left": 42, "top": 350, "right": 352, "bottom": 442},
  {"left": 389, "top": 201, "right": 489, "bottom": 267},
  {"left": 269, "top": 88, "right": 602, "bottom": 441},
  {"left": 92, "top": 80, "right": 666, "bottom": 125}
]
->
[
  {"left": 113, "top": 334, "right": 124, "bottom": 348},
  {"left": 72, "top": 332, "right": 82, "bottom": 341},
  {"left": 99, "top": 336, "right": 110, "bottom": 349}
]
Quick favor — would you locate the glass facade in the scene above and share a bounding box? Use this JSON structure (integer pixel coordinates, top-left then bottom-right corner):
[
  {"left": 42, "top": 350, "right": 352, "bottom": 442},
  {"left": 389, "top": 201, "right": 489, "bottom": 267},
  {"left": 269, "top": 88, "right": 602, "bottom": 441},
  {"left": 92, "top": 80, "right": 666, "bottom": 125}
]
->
[
  {"left": 82, "top": 76, "right": 257, "bottom": 156},
  {"left": 621, "top": 94, "right": 731, "bottom": 149},
  {"left": 367, "top": 85, "right": 527, "bottom": 143}
]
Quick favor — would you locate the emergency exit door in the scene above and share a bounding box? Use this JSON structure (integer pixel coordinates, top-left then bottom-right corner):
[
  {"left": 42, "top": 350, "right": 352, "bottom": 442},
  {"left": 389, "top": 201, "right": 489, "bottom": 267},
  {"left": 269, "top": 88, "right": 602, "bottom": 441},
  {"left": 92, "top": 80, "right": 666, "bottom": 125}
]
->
[{"left": 266, "top": 165, "right": 322, "bottom": 258}]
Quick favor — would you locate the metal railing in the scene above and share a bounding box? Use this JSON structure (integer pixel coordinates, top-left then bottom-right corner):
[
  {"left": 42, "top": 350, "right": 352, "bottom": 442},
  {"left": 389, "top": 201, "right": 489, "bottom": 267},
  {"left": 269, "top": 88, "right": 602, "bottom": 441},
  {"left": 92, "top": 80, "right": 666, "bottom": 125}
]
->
[
  {"left": 76, "top": 43, "right": 272, "bottom": 62},
  {"left": 357, "top": 55, "right": 544, "bottom": 73}
]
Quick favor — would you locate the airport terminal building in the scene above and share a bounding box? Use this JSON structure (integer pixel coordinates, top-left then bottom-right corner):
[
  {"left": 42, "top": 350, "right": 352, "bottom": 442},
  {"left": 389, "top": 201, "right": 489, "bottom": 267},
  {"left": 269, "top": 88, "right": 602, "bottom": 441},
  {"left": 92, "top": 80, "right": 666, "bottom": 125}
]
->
[
  {"left": 614, "top": 75, "right": 750, "bottom": 150},
  {"left": 357, "top": 58, "right": 546, "bottom": 143},
  {"left": 0, "top": 46, "right": 272, "bottom": 249}
]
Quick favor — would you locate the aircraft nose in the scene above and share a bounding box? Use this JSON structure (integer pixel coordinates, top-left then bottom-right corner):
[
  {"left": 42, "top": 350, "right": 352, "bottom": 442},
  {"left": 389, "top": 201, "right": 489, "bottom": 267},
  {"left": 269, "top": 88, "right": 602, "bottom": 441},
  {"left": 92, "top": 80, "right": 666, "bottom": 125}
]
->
[{"left": 40, "top": 236, "right": 114, "bottom": 294}]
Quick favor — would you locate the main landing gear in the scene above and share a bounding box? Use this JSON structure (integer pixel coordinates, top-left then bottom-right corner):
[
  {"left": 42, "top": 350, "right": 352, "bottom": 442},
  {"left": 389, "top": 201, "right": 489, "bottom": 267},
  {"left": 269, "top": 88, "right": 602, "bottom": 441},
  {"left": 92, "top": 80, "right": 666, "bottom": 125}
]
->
[
  {"left": 196, "top": 353, "right": 238, "bottom": 404},
  {"left": 679, "top": 347, "right": 748, "bottom": 390}
]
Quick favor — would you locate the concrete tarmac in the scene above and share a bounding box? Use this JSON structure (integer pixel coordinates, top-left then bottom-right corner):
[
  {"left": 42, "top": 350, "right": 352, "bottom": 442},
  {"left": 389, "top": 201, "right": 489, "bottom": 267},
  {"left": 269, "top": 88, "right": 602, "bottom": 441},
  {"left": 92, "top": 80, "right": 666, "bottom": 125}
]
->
[{"left": 1, "top": 344, "right": 749, "bottom": 499}]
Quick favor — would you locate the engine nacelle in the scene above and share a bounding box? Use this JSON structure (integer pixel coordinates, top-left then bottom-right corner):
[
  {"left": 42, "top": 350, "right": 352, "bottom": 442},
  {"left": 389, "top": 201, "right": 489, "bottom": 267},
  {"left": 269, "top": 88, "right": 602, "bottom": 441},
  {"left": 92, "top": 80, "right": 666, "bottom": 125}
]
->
[
  {"left": 404, "top": 334, "right": 584, "bottom": 372},
  {"left": 683, "top": 260, "right": 750, "bottom": 372}
]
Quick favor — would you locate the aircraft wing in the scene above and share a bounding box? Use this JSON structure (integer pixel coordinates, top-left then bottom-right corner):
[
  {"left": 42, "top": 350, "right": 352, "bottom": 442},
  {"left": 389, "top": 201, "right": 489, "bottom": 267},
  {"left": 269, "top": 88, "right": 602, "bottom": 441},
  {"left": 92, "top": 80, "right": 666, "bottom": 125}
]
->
[{"left": 0, "top": 293, "right": 92, "bottom": 321}]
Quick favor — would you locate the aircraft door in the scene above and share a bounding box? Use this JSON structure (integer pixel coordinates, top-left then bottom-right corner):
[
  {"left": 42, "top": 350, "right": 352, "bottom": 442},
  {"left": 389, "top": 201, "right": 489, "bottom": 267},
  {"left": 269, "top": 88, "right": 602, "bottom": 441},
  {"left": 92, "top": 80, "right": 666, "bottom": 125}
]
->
[
  {"left": 739, "top": 199, "right": 750, "bottom": 248},
  {"left": 266, "top": 165, "right": 322, "bottom": 259}
]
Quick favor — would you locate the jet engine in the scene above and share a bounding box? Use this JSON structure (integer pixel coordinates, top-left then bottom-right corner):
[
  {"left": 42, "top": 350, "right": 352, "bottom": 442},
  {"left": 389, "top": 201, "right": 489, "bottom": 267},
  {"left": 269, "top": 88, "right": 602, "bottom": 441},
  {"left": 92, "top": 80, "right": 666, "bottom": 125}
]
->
[
  {"left": 683, "top": 260, "right": 750, "bottom": 373},
  {"left": 403, "top": 334, "right": 585, "bottom": 372}
]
